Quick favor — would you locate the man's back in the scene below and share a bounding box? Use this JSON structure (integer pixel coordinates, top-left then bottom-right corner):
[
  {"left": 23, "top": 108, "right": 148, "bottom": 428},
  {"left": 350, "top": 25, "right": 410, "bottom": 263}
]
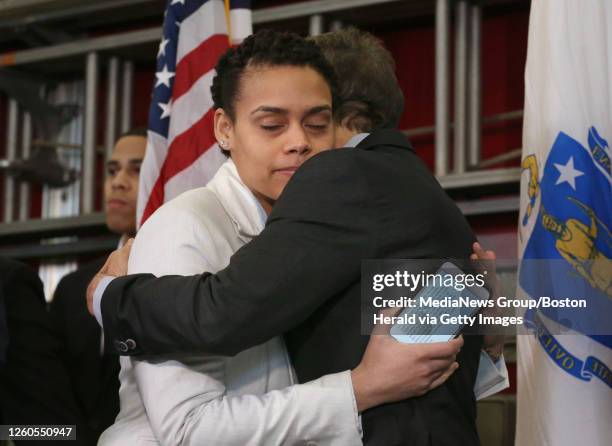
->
[{"left": 283, "top": 130, "right": 480, "bottom": 446}]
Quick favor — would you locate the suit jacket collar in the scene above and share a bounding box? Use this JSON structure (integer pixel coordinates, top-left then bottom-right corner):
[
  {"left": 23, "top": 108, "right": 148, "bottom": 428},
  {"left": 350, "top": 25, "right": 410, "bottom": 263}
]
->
[
  {"left": 0, "top": 289, "right": 6, "bottom": 365},
  {"left": 356, "top": 129, "right": 414, "bottom": 152}
]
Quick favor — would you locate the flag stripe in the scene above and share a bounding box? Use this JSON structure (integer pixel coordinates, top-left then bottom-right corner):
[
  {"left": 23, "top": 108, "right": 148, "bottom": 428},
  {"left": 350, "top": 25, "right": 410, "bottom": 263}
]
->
[
  {"left": 176, "top": 0, "right": 227, "bottom": 64},
  {"left": 164, "top": 146, "right": 227, "bottom": 199},
  {"left": 165, "top": 108, "right": 217, "bottom": 180},
  {"left": 167, "top": 70, "right": 215, "bottom": 144},
  {"left": 138, "top": 0, "right": 251, "bottom": 227},
  {"left": 229, "top": 8, "right": 252, "bottom": 44},
  {"left": 141, "top": 108, "right": 216, "bottom": 223},
  {"left": 138, "top": 133, "right": 169, "bottom": 225},
  {"left": 173, "top": 34, "right": 228, "bottom": 101},
  {"left": 140, "top": 132, "right": 167, "bottom": 194}
]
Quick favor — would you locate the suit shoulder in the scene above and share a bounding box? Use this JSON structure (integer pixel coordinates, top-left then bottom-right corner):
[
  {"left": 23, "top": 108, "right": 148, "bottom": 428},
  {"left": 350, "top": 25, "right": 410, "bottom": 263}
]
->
[
  {"left": 0, "top": 258, "right": 42, "bottom": 291},
  {"left": 302, "top": 147, "right": 357, "bottom": 168},
  {"left": 297, "top": 144, "right": 402, "bottom": 176},
  {"left": 272, "top": 149, "right": 374, "bottom": 223},
  {"left": 289, "top": 149, "right": 362, "bottom": 189},
  {"left": 0, "top": 258, "right": 46, "bottom": 307},
  {"left": 53, "top": 257, "right": 106, "bottom": 303},
  {"left": 57, "top": 258, "right": 106, "bottom": 284},
  {"left": 288, "top": 146, "right": 405, "bottom": 199}
]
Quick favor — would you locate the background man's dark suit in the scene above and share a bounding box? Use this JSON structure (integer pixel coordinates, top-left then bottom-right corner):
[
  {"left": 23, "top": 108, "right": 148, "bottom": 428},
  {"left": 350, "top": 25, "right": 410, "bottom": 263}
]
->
[
  {"left": 0, "top": 273, "right": 7, "bottom": 365},
  {"left": 101, "top": 130, "right": 481, "bottom": 446},
  {"left": 0, "top": 257, "right": 92, "bottom": 445},
  {"left": 50, "top": 258, "right": 120, "bottom": 442}
]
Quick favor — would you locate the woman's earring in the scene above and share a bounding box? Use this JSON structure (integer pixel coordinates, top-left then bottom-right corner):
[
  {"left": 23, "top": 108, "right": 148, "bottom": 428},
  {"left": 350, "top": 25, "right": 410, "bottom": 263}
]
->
[{"left": 219, "top": 140, "right": 229, "bottom": 149}]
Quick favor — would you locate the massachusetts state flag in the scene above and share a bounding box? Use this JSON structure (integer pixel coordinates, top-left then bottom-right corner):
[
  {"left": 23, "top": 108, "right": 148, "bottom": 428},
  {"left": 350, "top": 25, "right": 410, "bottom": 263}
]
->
[
  {"left": 516, "top": 1, "right": 611, "bottom": 445},
  {"left": 137, "top": 0, "right": 252, "bottom": 227}
]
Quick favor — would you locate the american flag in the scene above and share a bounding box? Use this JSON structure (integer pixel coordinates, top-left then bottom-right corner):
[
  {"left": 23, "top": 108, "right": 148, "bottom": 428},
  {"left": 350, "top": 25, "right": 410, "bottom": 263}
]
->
[{"left": 137, "top": 0, "right": 252, "bottom": 227}]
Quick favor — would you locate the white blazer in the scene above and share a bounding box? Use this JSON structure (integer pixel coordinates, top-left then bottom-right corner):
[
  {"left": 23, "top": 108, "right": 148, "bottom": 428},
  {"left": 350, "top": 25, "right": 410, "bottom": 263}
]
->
[{"left": 98, "top": 159, "right": 362, "bottom": 446}]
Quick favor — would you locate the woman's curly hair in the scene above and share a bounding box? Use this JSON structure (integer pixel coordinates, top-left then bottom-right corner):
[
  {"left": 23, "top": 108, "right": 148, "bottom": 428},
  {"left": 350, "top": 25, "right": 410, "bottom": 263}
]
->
[{"left": 211, "top": 30, "right": 338, "bottom": 121}]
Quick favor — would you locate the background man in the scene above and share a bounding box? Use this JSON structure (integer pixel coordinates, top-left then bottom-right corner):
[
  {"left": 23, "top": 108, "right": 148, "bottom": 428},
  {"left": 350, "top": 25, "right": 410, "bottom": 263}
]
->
[
  {"left": 0, "top": 257, "right": 86, "bottom": 445},
  {"left": 50, "top": 128, "right": 146, "bottom": 443}
]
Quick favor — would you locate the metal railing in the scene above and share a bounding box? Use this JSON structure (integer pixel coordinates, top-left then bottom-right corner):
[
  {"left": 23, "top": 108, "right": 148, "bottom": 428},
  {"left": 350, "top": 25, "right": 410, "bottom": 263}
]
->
[{"left": 0, "top": 0, "right": 525, "bottom": 247}]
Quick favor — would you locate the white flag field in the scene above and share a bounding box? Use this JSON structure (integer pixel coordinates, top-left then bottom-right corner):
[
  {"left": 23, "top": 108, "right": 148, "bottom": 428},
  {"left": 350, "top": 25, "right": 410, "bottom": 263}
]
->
[{"left": 516, "top": 1, "right": 611, "bottom": 445}]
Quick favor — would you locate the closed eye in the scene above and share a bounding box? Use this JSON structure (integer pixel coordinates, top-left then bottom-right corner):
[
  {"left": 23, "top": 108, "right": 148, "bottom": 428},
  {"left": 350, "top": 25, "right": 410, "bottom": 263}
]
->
[
  {"left": 261, "top": 125, "right": 284, "bottom": 131},
  {"left": 305, "top": 123, "right": 329, "bottom": 132}
]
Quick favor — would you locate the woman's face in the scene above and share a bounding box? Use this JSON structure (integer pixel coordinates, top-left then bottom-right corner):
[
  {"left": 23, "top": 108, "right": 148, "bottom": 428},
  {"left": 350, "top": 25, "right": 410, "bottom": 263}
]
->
[{"left": 214, "top": 64, "right": 334, "bottom": 214}]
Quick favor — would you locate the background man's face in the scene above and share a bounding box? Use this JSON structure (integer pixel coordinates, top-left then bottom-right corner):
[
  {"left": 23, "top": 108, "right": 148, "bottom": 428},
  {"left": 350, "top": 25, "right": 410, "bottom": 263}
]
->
[{"left": 104, "top": 135, "right": 146, "bottom": 236}]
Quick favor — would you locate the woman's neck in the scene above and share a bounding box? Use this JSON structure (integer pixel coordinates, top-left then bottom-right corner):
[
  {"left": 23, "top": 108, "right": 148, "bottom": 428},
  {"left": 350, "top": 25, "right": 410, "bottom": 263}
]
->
[{"left": 253, "top": 192, "right": 275, "bottom": 216}]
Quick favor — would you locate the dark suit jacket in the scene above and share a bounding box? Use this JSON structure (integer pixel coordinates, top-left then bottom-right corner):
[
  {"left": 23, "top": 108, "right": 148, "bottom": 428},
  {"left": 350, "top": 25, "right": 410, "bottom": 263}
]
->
[
  {"left": 0, "top": 257, "right": 92, "bottom": 445},
  {"left": 50, "top": 258, "right": 120, "bottom": 443},
  {"left": 101, "top": 130, "right": 481, "bottom": 446},
  {"left": 0, "top": 278, "right": 7, "bottom": 365}
]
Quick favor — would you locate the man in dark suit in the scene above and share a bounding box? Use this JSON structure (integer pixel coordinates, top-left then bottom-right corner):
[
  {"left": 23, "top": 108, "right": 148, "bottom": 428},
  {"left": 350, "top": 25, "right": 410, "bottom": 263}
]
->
[
  {"left": 49, "top": 128, "right": 146, "bottom": 443},
  {"left": 0, "top": 275, "right": 7, "bottom": 366},
  {"left": 51, "top": 259, "right": 119, "bottom": 442},
  {"left": 89, "top": 29, "right": 481, "bottom": 445},
  {"left": 0, "top": 257, "right": 90, "bottom": 445}
]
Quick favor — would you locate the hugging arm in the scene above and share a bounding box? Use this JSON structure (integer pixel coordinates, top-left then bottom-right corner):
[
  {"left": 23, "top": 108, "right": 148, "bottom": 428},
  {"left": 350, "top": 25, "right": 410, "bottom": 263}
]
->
[
  {"left": 102, "top": 152, "right": 374, "bottom": 356},
  {"left": 135, "top": 355, "right": 361, "bottom": 446},
  {"left": 125, "top": 202, "right": 362, "bottom": 445},
  {"left": 126, "top": 214, "right": 460, "bottom": 445}
]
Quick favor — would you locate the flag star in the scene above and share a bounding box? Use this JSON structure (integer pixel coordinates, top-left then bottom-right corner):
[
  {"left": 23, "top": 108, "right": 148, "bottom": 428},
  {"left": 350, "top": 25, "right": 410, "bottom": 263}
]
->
[
  {"left": 155, "top": 64, "right": 175, "bottom": 88},
  {"left": 554, "top": 156, "right": 584, "bottom": 190},
  {"left": 171, "top": 0, "right": 185, "bottom": 5},
  {"left": 158, "top": 99, "right": 172, "bottom": 119},
  {"left": 157, "top": 37, "right": 170, "bottom": 58}
]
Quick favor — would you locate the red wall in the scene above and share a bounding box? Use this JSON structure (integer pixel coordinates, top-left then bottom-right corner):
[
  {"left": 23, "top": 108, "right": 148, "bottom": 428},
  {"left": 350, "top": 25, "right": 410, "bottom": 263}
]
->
[{"left": 378, "top": 7, "right": 529, "bottom": 170}]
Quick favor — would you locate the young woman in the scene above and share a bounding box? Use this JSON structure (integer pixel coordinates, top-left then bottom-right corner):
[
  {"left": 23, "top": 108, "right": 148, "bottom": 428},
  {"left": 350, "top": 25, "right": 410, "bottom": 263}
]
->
[{"left": 99, "top": 31, "right": 463, "bottom": 446}]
